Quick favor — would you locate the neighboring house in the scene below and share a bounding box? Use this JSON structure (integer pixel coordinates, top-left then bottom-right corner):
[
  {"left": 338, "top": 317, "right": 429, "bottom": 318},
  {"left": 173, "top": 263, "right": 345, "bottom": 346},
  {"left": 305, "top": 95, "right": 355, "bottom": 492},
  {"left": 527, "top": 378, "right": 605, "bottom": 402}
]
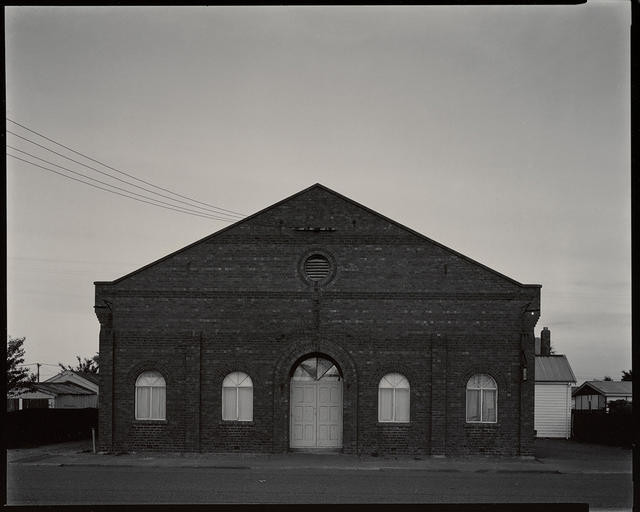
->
[
  {"left": 572, "top": 381, "right": 632, "bottom": 412},
  {"left": 94, "top": 183, "right": 541, "bottom": 456},
  {"left": 534, "top": 327, "right": 576, "bottom": 439},
  {"left": 7, "top": 370, "right": 98, "bottom": 411},
  {"left": 45, "top": 370, "right": 99, "bottom": 395}
]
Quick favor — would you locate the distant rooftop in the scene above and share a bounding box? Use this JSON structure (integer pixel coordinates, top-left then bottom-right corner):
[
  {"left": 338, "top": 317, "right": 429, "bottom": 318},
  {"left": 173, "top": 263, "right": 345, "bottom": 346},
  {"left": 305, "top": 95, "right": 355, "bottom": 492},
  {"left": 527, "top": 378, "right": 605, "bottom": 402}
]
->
[
  {"left": 36, "top": 382, "right": 95, "bottom": 395},
  {"left": 573, "top": 380, "right": 632, "bottom": 397},
  {"left": 75, "top": 372, "right": 99, "bottom": 385}
]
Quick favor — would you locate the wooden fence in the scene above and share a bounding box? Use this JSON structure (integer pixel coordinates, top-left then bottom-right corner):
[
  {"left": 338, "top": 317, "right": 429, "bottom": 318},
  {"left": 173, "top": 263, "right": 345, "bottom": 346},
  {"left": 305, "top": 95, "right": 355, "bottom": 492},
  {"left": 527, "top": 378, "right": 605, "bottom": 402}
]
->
[
  {"left": 6, "top": 408, "right": 98, "bottom": 448},
  {"left": 571, "top": 408, "right": 632, "bottom": 446}
]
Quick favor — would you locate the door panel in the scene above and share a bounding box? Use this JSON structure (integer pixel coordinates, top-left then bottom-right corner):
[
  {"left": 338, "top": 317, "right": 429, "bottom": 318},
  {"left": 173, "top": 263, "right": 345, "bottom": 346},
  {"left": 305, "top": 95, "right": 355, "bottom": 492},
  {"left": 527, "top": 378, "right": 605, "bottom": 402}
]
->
[
  {"left": 290, "top": 383, "right": 317, "bottom": 447},
  {"left": 316, "top": 381, "right": 342, "bottom": 448}
]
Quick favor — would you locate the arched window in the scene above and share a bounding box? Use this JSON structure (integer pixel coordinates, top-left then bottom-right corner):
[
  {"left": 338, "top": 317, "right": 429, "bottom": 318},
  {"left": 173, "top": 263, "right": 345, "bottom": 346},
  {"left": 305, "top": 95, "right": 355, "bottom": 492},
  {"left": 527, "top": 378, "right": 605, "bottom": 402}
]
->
[
  {"left": 222, "top": 372, "right": 253, "bottom": 421},
  {"left": 466, "top": 374, "right": 497, "bottom": 423},
  {"left": 135, "top": 371, "right": 166, "bottom": 420},
  {"left": 378, "top": 373, "right": 410, "bottom": 423}
]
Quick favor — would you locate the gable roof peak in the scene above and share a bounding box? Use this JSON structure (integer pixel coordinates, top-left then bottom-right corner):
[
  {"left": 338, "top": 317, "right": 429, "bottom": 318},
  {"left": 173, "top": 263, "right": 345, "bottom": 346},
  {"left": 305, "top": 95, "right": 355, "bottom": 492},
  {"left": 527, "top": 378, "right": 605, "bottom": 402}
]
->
[{"left": 95, "top": 182, "right": 541, "bottom": 290}]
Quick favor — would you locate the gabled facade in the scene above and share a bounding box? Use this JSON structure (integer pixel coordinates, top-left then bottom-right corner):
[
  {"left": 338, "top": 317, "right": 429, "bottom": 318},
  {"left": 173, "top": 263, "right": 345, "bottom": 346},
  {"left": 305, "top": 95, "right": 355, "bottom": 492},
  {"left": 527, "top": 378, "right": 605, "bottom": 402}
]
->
[{"left": 94, "top": 184, "right": 541, "bottom": 456}]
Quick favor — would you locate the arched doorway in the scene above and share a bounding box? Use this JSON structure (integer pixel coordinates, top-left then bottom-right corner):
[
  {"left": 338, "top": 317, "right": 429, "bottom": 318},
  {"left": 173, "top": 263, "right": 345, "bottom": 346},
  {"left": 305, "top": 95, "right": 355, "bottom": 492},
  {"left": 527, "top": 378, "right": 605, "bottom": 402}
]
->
[{"left": 290, "top": 355, "right": 343, "bottom": 449}]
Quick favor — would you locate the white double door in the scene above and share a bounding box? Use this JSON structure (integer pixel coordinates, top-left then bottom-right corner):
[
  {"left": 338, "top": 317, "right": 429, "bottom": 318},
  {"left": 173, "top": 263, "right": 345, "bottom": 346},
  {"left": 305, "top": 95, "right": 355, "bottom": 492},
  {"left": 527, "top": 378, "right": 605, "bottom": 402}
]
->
[{"left": 290, "top": 380, "right": 342, "bottom": 448}]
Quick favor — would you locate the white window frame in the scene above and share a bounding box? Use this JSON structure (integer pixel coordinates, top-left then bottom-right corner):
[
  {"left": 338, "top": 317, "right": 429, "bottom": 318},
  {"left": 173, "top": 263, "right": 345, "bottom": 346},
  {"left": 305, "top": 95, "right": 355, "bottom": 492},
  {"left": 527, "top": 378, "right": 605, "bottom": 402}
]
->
[
  {"left": 378, "top": 373, "right": 410, "bottom": 423},
  {"left": 222, "top": 371, "right": 253, "bottom": 422},
  {"left": 465, "top": 374, "right": 498, "bottom": 424},
  {"left": 135, "top": 370, "right": 166, "bottom": 421}
]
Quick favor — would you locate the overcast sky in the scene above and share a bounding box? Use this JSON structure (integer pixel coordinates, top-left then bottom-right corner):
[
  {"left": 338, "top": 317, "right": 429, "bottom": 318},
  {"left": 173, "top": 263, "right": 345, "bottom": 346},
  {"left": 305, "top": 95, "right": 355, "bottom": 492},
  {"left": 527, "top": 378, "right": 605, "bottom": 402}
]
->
[{"left": 6, "top": 4, "right": 630, "bottom": 383}]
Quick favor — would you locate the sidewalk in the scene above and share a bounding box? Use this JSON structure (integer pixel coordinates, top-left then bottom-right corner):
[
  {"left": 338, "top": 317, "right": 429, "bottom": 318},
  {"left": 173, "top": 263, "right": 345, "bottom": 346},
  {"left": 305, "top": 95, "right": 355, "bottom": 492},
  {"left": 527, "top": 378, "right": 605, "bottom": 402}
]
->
[{"left": 7, "top": 438, "right": 632, "bottom": 475}]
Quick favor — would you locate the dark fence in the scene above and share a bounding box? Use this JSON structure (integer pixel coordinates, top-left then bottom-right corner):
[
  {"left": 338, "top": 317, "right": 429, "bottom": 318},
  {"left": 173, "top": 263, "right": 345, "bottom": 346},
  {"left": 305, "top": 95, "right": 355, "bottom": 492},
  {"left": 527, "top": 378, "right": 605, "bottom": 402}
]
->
[
  {"left": 5, "top": 408, "right": 98, "bottom": 448},
  {"left": 572, "top": 407, "right": 633, "bottom": 447}
]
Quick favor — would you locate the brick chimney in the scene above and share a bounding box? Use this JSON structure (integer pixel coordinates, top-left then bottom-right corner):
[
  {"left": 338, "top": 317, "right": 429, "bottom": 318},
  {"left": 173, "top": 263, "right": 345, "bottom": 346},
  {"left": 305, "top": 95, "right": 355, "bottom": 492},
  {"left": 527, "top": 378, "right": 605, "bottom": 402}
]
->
[{"left": 540, "top": 327, "right": 551, "bottom": 356}]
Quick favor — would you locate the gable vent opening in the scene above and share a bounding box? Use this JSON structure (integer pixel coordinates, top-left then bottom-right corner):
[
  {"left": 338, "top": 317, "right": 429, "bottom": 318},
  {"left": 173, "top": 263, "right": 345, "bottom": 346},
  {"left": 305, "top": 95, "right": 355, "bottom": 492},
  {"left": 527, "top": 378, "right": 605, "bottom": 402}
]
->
[{"left": 304, "top": 255, "right": 331, "bottom": 281}]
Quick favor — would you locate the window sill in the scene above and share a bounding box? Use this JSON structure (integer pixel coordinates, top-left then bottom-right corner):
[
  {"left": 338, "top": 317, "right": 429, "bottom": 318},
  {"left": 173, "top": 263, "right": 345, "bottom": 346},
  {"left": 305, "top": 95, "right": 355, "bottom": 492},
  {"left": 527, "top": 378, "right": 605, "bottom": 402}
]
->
[
  {"left": 464, "top": 422, "right": 499, "bottom": 427},
  {"left": 377, "top": 421, "right": 411, "bottom": 426},
  {"left": 220, "top": 420, "right": 255, "bottom": 425},
  {"left": 134, "top": 419, "right": 168, "bottom": 424}
]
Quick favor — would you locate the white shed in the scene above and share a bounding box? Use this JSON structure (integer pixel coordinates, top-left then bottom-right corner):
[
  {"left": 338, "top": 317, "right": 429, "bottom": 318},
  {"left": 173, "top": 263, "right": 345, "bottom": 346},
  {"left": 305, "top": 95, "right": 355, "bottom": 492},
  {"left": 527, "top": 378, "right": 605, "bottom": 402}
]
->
[{"left": 534, "top": 355, "right": 576, "bottom": 439}]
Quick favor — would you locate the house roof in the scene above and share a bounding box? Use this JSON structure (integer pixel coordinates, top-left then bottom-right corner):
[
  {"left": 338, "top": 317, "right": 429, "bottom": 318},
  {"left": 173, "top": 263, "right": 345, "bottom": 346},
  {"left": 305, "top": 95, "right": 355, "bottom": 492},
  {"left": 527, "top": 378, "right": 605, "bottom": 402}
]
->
[
  {"left": 36, "top": 382, "right": 96, "bottom": 396},
  {"left": 43, "top": 370, "right": 98, "bottom": 389},
  {"left": 535, "top": 355, "right": 576, "bottom": 383},
  {"left": 75, "top": 372, "right": 99, "bottom": 385},
  {"left": 572, "top": 381, "right": 632, "bottom": 397},
  {"left": 94, "top": 183, "right": 542, "bottom": 290}
]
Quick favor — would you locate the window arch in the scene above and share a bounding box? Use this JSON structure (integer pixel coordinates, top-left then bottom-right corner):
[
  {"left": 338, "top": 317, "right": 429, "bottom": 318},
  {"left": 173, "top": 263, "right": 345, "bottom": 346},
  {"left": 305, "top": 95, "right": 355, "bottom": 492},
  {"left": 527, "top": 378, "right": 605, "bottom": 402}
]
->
[
  {"left": 466, "top": 374, "right": 497, "bottom": 423},
  {"left": 135, "top": 371, "right": 166, "bottom": 420},
  {"left": 378, "top": 373, "right": 410, "bottom": 423},
  {"left": 222, "top": 372, "right": 253, "bottom": 421}
]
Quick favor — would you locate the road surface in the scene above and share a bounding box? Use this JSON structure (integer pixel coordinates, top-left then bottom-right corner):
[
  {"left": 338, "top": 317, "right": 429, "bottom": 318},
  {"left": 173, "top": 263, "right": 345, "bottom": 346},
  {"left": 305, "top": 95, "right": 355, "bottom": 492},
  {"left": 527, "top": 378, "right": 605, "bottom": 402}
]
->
[{"left": 7, "top": 464, "right": 633, "bottom": 508}]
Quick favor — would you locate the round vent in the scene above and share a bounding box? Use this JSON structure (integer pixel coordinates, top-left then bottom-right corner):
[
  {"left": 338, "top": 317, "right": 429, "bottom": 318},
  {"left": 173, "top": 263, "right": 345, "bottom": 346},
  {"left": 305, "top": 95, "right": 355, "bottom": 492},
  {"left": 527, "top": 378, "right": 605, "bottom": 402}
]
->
[{"left": 304, "top": 254, "right": 331, "bottom": 281}]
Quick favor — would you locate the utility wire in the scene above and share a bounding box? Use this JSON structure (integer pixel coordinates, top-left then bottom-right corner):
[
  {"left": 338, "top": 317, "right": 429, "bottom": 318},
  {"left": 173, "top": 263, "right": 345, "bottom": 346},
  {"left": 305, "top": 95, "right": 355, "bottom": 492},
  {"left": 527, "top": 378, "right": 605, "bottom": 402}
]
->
[
  {"left": 7, "top": 148, "right": 235, "bottom": 221},
  {"left": 6, "top": 131, "right": 244, "bottom": 220},
  {"left": 7, "top": 146, "right": 240, "bottom": 221},
  {"left": 18, "top": 363, "right": 59, "bottom": 367},
  {"left": 6, "top": 118, "right": 247, "bottom": 217},
  {"left": 6, "top": 120, "right": 330, "bottom": 231},
  {"left": 7, "top": 153, "right": 238, "bottom": 222},
  {"left": 8, "top": 149, "right": 306, "bottom": 231}
]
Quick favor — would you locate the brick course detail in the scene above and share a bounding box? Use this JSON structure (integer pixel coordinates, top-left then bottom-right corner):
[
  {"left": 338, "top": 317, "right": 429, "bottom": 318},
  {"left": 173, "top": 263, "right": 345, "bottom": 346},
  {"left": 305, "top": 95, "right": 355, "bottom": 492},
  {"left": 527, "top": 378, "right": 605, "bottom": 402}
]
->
[{"left": 95, "top": 184, "right": 540, "bottom": 456}]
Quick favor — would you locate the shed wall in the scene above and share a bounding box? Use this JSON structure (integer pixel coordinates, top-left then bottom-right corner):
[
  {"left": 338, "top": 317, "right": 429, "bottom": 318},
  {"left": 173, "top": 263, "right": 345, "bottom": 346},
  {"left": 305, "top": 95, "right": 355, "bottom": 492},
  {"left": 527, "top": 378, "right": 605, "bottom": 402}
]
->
[{"left": 534, "top": 383, "right": 572, "bottom": 438}]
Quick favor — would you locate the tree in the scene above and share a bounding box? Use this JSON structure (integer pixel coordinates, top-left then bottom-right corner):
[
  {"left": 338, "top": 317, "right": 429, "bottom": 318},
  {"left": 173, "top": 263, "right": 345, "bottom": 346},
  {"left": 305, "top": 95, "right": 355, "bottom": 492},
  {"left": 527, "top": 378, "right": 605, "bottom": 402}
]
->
[
  {"left": 603, "top": 376, "right": 613, "bottom": 381},
  {"left": 59, "top": 353, "right": 99, "bottom": 374},
  {"left": 7, "top": 336, "right": 36, "bottom": 394},
  {"left": 621, "top": 369, "right": 632, "bottom": 381}
]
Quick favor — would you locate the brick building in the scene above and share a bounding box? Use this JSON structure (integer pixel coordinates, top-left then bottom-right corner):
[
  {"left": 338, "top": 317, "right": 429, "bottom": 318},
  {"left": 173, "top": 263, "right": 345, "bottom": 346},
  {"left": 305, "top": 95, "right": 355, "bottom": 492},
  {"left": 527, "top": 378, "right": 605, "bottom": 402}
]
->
[{"left": 94, "top": 184, "right": 541, "bottom": 456}]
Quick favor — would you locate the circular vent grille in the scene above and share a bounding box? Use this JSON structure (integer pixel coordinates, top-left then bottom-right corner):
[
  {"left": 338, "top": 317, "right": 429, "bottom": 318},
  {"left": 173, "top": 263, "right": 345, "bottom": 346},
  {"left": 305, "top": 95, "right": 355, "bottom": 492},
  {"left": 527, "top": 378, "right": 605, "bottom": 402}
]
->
[{"left": 304, "top": 255, "right": 331, "bottom": 281}]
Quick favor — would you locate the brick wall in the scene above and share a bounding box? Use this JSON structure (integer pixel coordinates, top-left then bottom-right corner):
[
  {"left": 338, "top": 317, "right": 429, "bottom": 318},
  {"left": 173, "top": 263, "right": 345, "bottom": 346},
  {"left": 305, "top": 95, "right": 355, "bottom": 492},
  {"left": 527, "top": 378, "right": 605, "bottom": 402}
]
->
[{"left": 95, "top": 185, "right": 539, "bottom": 456}]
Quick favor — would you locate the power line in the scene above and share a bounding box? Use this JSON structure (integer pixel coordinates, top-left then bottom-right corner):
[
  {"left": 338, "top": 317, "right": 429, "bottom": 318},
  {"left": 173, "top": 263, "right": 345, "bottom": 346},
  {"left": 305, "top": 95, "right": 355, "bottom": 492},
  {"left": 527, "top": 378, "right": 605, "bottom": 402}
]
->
[
  {"left": 7, "top": 146, "right": 241, "bottom": 221},
  {"left": 6, "top": 121, "right": 320, "bottom": 231},
  {"left": 7, "top": 118, "right": 247, "bottom": 217},
  {"left": 7, "top": 149, "right": 235, "bottom": 221},
  {"left": 6, "top": 132, "right": 244, "bottom": 220},
  {"left": 8, "top": 147, "right": 314, "bottom": 231},
  {"left": 7, "top": 153, "right": 237, "bottom": 222}
]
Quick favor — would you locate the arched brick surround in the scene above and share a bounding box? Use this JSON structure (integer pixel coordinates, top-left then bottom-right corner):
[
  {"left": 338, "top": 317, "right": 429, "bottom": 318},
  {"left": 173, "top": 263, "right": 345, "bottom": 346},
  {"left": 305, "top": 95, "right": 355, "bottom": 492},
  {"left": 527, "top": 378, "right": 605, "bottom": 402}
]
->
[{"left": 272, "top": 338, "right": 358, "bottom": 453}]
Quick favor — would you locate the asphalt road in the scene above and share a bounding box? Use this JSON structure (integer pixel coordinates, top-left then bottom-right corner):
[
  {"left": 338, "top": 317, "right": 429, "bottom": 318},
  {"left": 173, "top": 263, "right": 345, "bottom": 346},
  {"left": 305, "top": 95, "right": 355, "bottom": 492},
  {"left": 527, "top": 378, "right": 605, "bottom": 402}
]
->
[{"left": 6, "top": 465, "right": 633, "bottom": 507}]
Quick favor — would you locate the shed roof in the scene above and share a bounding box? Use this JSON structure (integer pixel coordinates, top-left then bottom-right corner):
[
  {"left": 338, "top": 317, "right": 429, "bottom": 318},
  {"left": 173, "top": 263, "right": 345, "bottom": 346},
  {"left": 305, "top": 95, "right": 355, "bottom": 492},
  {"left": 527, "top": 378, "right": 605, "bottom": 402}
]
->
[
  {"left": 535, "top": 355, "right": 576, "bottom": 383},
  {"left": 572, "top": 381, "right": 632, "bottom": 397}
]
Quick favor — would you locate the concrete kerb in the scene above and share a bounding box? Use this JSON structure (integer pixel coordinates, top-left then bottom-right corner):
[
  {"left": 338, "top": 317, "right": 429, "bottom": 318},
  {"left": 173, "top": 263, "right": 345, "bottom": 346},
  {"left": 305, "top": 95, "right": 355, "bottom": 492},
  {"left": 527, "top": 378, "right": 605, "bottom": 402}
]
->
[
  {"left": 7, "top": 439, "right": 632, "bottom": 474},
  {"left": 9, "top": 450, "right": 564, "bottom": 473}
]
